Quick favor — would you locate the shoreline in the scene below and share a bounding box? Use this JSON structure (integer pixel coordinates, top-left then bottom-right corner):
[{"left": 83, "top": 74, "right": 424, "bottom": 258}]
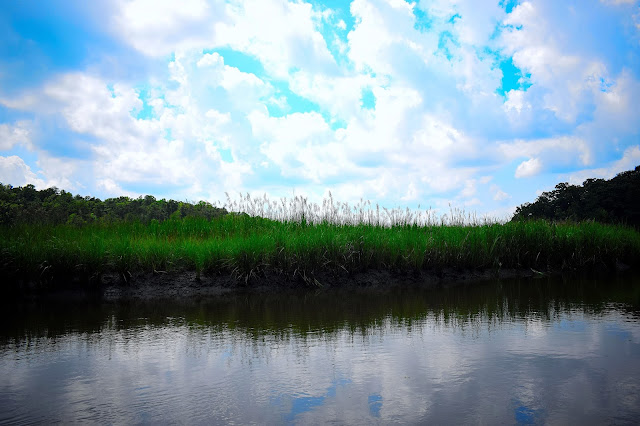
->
[
  {"left": 6, "top": 264, "right": 634, "bottom": 302},
  {"left": 3, "top": 219, "right": 639, "bottom": 301}
]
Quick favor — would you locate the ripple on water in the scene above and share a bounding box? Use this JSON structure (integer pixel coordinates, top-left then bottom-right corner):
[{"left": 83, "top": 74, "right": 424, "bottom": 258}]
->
[{"left": 1, "top": 279, "right": 640, "bottom": 423}]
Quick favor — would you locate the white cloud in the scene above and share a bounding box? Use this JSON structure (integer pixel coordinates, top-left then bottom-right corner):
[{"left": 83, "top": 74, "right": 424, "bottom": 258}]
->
[
  {"left": 0, "top": 66, "right": 258, "bottom": 200},
  {"left": 196, "top": 52, "right": 271, "bottom": 93},
  {"left": 0, "top": 121, "right": 33, "bottom": 151},
  {"left": 503, "top": 90, "right": 530, "bottom": 114},
  {"left": 166, "top": 49, "right": 273, "bottom": 121},
  {"left": 1, "top": 0, "right": 639, "bottom": 215},
  {"left": 460, "top": 179, "right": 477, "bottom": 198},
  {"left": 205, "top": 109, "right": 231, "bottom": 125},
  {"left": 0, "top": 155, "right": 46, "bottom": 188},
  {"left": 499, "top": 136, "right": 592, "bottom": 168},
  {"left": 588, "top": 69, "right": 640, "bottom": 135},
  {"left": 563, "top": 145, "right": 640, "bottom": 185},
  {"left": 196, "top": 52, "right": 224, "bottom": 68},
  {"left": 449, "top": 0, "right": 505, "bottom": 45},
  {"left": 216, "top": 0, "right": 337, "bottom": 79},
  {"left": 289, "top": 71, "right": 376, "bottom": 120},
  {"left": 113, "top": 0, "right": 224, "bottom": 56},
  {"left": 515, "top": 157, "right": 542, "bottom": 178},
  {"left": 35, "top": 155, "right": 81, "bottom": 191},
  {"left": 497, "top": 1, "right": 635, "bottom": 127},
  {"left": 340, "top": 84, "right": 423, "bottom": 155},
  {"left": 113, "top": 0, "right": 338, "bottom": 82},
  {"left": 401, "top": 181, "right": 419, "bottom": 201},
  {"left": 410, "top": 113, "right": 474, "bottom": 158},
  {"left": 348, "top": 0, "right": 418, "bottom": 75},
  {"left": 96, "top": 178, "right": 139, "bottom": 198},
  {"left": 250, "top": 110, "right": 351, "bottom": 182},
  {"left": 490, "top": 184, "right": 510, "bottom": 201},
  {"left": 339, "top": 0, "right": 508, "bottom": 149}
]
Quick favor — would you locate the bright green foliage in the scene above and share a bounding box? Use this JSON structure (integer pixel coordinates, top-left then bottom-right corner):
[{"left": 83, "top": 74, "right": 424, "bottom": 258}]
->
[{"left": 1, "top": 215, "right": 638, "bottom": 287}]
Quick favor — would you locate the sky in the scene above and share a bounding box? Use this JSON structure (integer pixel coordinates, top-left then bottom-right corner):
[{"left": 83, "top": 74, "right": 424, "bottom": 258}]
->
[{"left": 0, "top": 0, "right": 639, "bottom": 218}]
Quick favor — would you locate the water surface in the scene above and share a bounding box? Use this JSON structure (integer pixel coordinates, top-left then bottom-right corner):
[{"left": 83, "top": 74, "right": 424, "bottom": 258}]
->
[{"left": 2, "top": 276, "right": 640, "bottom": 424}]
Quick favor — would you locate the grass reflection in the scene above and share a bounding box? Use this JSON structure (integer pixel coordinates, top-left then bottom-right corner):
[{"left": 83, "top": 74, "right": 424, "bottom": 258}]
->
[{"left": 1, "top": 274, "right": 638, "bottom": 347}]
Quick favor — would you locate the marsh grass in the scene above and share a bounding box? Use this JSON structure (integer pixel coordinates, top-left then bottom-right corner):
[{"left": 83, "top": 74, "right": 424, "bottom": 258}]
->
[{"left": 1, "top": 194, "right": 639, "bottom": 287}]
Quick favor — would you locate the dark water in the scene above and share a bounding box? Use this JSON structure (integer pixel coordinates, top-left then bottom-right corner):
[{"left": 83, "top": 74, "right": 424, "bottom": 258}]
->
[{"left": 2, "top": 276, "right": 640, "bottom": 424}]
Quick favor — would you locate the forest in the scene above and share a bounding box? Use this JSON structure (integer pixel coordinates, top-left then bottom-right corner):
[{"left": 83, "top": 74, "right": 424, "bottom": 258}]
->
[
  {"left": 512, "top": 165, "right": 640, "bottom": 227},
  {"left": 0, "top": 184, "right": 227, "bottom": 226}
]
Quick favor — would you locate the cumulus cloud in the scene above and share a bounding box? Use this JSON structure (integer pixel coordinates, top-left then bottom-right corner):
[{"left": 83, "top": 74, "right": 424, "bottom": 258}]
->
[
  {"left": 499, "top": 2, "right": 607, "bottom": 124},
  {"left": 490, "top": 184, "right": 510, "bottom": 201},
  {"left": 197, "top": 52, "right": 271, "bottom": 93},
  {"left": 503, "top": 90, "right": 531, "bottom": 115},
  {"left": 289, "top": 71, "right": 376, "bottom": 121},
  {"left": 347, "top": 0, "right": 419, "bottom": 75},
  {"left": 0, "top": 155, "right": 46, "bottom": 188},
  {"left": 1, "top": 69, "right": 239, "bottom": 199},
  {"left": 113, "top": 0, "right": 225, "bottom": 56},
  {"left": 515, "top": 157, "right": 543, "bottom": 178},
  {"left": 0, "top": 0, "right": 639, "bottom": 215},
  {"left": 250, "top": 110, "right": 351, "bottom": 182},
  {"left": 563, "top": 145, "right": 640, "bottom": 185},
  {"left": 588, "top": 69, "right": 640, "bottom": 135},
  {"left": 0, "top": 121, "right": 33, "bottom": 151},
  {"left": 499, "top": 135, "right": 593, "bottom": 172},
  {"left": 216, "top": 0, "right": 338, "bottom": 79}
]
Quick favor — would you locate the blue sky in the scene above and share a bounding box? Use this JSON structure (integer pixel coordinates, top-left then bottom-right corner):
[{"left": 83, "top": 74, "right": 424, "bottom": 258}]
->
[{"left": 1, "top": 0, "right": 639, "bottom": 218}]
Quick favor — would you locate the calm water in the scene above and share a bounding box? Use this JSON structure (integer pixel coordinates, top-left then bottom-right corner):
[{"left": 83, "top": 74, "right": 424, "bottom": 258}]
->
[{"left": 1, "top": 276, "right": 640, "bottom": 424}]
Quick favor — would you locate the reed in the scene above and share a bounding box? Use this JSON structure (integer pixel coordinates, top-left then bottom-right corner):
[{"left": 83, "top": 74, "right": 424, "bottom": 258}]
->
[{"left": 1, "top": 194, "right": 639, "bottom": 287}]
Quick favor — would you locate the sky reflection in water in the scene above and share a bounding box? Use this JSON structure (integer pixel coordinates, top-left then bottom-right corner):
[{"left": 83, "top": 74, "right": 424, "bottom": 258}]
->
[{"left": 1, "top": 276, "right": 640, "bottom": 424}]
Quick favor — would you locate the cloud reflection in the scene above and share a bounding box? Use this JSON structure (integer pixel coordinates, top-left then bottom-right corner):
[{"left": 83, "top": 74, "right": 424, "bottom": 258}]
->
[{"left": 1, "top": 278, "right": 639, "bottom": 423}]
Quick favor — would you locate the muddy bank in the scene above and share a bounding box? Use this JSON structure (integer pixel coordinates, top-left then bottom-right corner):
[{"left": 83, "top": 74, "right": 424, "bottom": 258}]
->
[
  {"left": 102, "top": 268, "right": 542, "bottom": 301},
  {"left": 7, "top": 261, "right": 635, "bottom": 302},
  {"left": 6, "top": 267, "right": 547, "bottom": 302}
]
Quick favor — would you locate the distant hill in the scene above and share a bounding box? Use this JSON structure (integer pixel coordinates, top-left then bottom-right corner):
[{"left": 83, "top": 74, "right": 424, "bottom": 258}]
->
[{"left": 512, "top": 165, "right": 640, "bottom": 227}]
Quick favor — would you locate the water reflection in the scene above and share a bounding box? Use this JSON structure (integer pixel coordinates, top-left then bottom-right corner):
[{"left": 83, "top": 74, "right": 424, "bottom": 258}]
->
[{"left": 1, "top": 275, "right": 639, "bottom": 424}]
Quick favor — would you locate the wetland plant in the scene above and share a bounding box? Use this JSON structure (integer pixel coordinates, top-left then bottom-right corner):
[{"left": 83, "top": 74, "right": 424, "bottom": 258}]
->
[{"left": 0, "top": 194, "right": 638, "bottom": 288}]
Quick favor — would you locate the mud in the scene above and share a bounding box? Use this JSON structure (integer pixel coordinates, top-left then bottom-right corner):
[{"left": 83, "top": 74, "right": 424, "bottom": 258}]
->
[
  {"left": 13, "top": 265, "right": 633, "bottom": 302},
  {"left": 85, "top": 267, "right": 538, "bottom": 301}
]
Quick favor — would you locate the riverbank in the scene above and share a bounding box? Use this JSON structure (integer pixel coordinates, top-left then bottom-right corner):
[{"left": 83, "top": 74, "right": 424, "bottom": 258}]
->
[
  {"left": 2, "top": 215, "right": 639, "bottom": 299},
  {"left": 7, "top": 263, "right": 638, "bottom": 302}
]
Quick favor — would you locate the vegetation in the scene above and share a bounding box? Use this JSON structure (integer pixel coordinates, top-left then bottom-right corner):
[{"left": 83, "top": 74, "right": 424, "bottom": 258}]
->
[
  {"left": 1, "top": 197, "right": 638, "bottom": 288},
  {"left": 512, "top": 165, "right": 640, "bottom": 227},
  {"left": 0, "top": 183, "right": 227, "bottom": 225},
  {"left": 1, "top": 175, "right": 640, "bottom": 289}
]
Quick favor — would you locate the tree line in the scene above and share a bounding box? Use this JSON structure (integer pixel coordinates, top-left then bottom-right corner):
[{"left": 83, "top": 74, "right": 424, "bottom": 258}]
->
[
  {"left": 512, "top": 165, "right": 640, "bottom": 227},
  {"left": 3, "top": 164, "right": 639, "bottom": 227},
  {"left": 0, "top": 184, "right": 227, "bottom": 226}
]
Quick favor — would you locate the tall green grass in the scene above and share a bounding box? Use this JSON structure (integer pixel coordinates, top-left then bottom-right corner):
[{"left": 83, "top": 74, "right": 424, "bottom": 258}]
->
[{"left": 1, "top": 194, "right": 639, "bottom": 287}]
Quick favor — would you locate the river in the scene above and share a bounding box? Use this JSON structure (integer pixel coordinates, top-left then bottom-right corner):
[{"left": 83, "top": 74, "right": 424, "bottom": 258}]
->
[{"left": 1, "top": 275, "right": 639, "bottom": 424}]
